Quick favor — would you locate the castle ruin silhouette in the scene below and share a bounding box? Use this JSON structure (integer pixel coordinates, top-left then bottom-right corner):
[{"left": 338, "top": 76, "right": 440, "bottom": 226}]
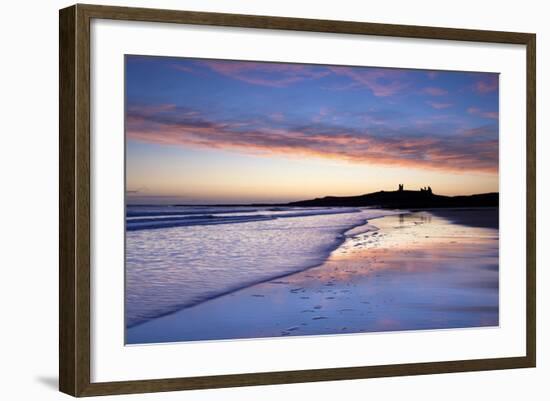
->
[{"left": 397, "top": 184, "right": 432, "bottom": 195}]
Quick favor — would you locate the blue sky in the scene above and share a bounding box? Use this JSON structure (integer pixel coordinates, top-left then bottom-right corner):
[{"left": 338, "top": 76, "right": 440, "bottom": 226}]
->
[{"left": 126, "top": 55, "right": 499, "bottom": 203}]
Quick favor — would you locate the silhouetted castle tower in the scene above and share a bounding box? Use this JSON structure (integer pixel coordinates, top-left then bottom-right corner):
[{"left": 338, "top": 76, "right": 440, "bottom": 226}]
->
[{"left": 420, "top": 186, "right": 433, "bottom": 195}]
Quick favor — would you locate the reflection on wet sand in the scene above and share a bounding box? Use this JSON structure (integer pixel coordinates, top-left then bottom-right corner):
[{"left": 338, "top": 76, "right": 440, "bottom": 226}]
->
[{"left": 127, "top": 209, "right": 499, "bottom": 344}]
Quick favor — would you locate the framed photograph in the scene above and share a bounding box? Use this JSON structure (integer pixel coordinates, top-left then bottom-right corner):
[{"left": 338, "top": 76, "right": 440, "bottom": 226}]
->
[{"left": 59, "top": 4, "right": 536, "bottom": 397}]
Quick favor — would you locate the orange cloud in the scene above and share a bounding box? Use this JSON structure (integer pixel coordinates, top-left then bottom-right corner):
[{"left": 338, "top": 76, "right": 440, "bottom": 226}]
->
[{"left": 126, "top": 105, "right": 498, "bottom": 174}]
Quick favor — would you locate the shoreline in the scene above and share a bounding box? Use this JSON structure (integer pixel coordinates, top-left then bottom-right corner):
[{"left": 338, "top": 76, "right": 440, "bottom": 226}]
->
[
  {"left": 127, "top": 208, "right": 499, "bottom": 344},
  {"left": 125, "top": 207, "right": 396, "bottom": 328},
  {"left": 126, "top": 209, "right": 386, "bottom": 329}
]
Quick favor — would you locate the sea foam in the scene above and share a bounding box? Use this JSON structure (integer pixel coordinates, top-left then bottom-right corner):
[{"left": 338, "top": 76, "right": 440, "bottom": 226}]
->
[{"left": 125, "top": 206, "right": 399, "bottom": 327}]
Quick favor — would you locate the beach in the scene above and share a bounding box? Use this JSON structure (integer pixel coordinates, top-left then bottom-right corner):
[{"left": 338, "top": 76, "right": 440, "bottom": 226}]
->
[{"left": 126, "top": 208, "right": 499, "bottom": 344}]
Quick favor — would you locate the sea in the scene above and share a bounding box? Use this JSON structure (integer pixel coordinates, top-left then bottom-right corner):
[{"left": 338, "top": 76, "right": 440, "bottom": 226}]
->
[{"left": 125, "top": 205, "right": 399, "bottom": 327}]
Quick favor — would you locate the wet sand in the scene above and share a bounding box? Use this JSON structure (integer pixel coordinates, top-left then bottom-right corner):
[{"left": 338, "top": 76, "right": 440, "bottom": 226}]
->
[{"left": 127, "top": 208, "right": 499, "bottom": 344}]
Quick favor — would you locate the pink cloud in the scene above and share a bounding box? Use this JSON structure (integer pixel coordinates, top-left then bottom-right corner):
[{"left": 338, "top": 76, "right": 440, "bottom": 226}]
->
[
  {"left": 127, "top": 103, "right": 177, "bottom": 115},
  {"left": 427, "top": 71, "right": 439, "bottom": 79},
  {"left": 328, "top": 67, "right": 409, "bottom": 97},
  {"left": 194, "top": 60, "right": 411, "bottom": 97},
  {"left": 468, "top": 107, "right": 498, "bottom": 120},
  {"left": 312, "top": 107, "right": 331, "bottom": 123},
  {"left": 171, "top": 64, "right": 199, "bottom": 74},
  {"left": 126, "top": 104, "right": 498, "bottom": 174},
  {"left": 427, "top": 101, "right": 453, "bottom": 109},
  {"left": 199, "top": 60, "right": 329, "bottom": 88},
  {"left": 461, "top": 126, "right": 498, "bottom": 139},
  {"left": 269, "top": 112, "right": 285, "bottom": 122},
  {"left": 422, "top": 87, "right": 448, "bottom": 96},
  {"left": 474, "top": 75, "right": 499, "bottom": 93}
]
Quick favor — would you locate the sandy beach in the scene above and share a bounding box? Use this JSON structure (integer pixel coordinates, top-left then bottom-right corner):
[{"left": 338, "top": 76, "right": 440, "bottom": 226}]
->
[{"left": 126, "top": 208, "right": 498, "bottom": 344}]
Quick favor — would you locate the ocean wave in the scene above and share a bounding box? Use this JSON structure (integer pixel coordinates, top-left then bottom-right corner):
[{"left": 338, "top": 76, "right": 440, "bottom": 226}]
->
[
  {"left": 125, "top": 207, "right": 400, "bottom": 327},
  {"left": 126, "top": 206, "right": 262, "bottom": 218},
  {"left": 126, "top": 207, "right": 363, "bottom": 231}
]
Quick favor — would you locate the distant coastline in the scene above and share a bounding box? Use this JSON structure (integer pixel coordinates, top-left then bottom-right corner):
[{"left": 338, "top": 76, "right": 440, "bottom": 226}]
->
[
  {"left": 285, "top": 187, "right": 498, "bottom": 209},
  {"left": 129, "top": 186, "right": 498, "bottom": 209}
]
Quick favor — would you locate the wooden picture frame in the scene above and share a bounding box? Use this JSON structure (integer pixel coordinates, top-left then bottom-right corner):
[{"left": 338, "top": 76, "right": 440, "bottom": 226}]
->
[{"left": 59, "top": 3, "right": 536, "bottom": 397}]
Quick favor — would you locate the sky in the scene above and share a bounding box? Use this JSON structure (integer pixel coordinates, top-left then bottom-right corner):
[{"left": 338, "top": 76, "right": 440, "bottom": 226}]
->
[{"left": 125, "top": 55, "right": 499, "bottom": 204}]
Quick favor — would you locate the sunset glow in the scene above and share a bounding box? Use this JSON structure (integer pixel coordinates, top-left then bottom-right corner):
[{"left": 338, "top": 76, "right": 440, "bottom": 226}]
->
[{"left": 126, "top": 56, "right": 499, "bottom": 204}]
